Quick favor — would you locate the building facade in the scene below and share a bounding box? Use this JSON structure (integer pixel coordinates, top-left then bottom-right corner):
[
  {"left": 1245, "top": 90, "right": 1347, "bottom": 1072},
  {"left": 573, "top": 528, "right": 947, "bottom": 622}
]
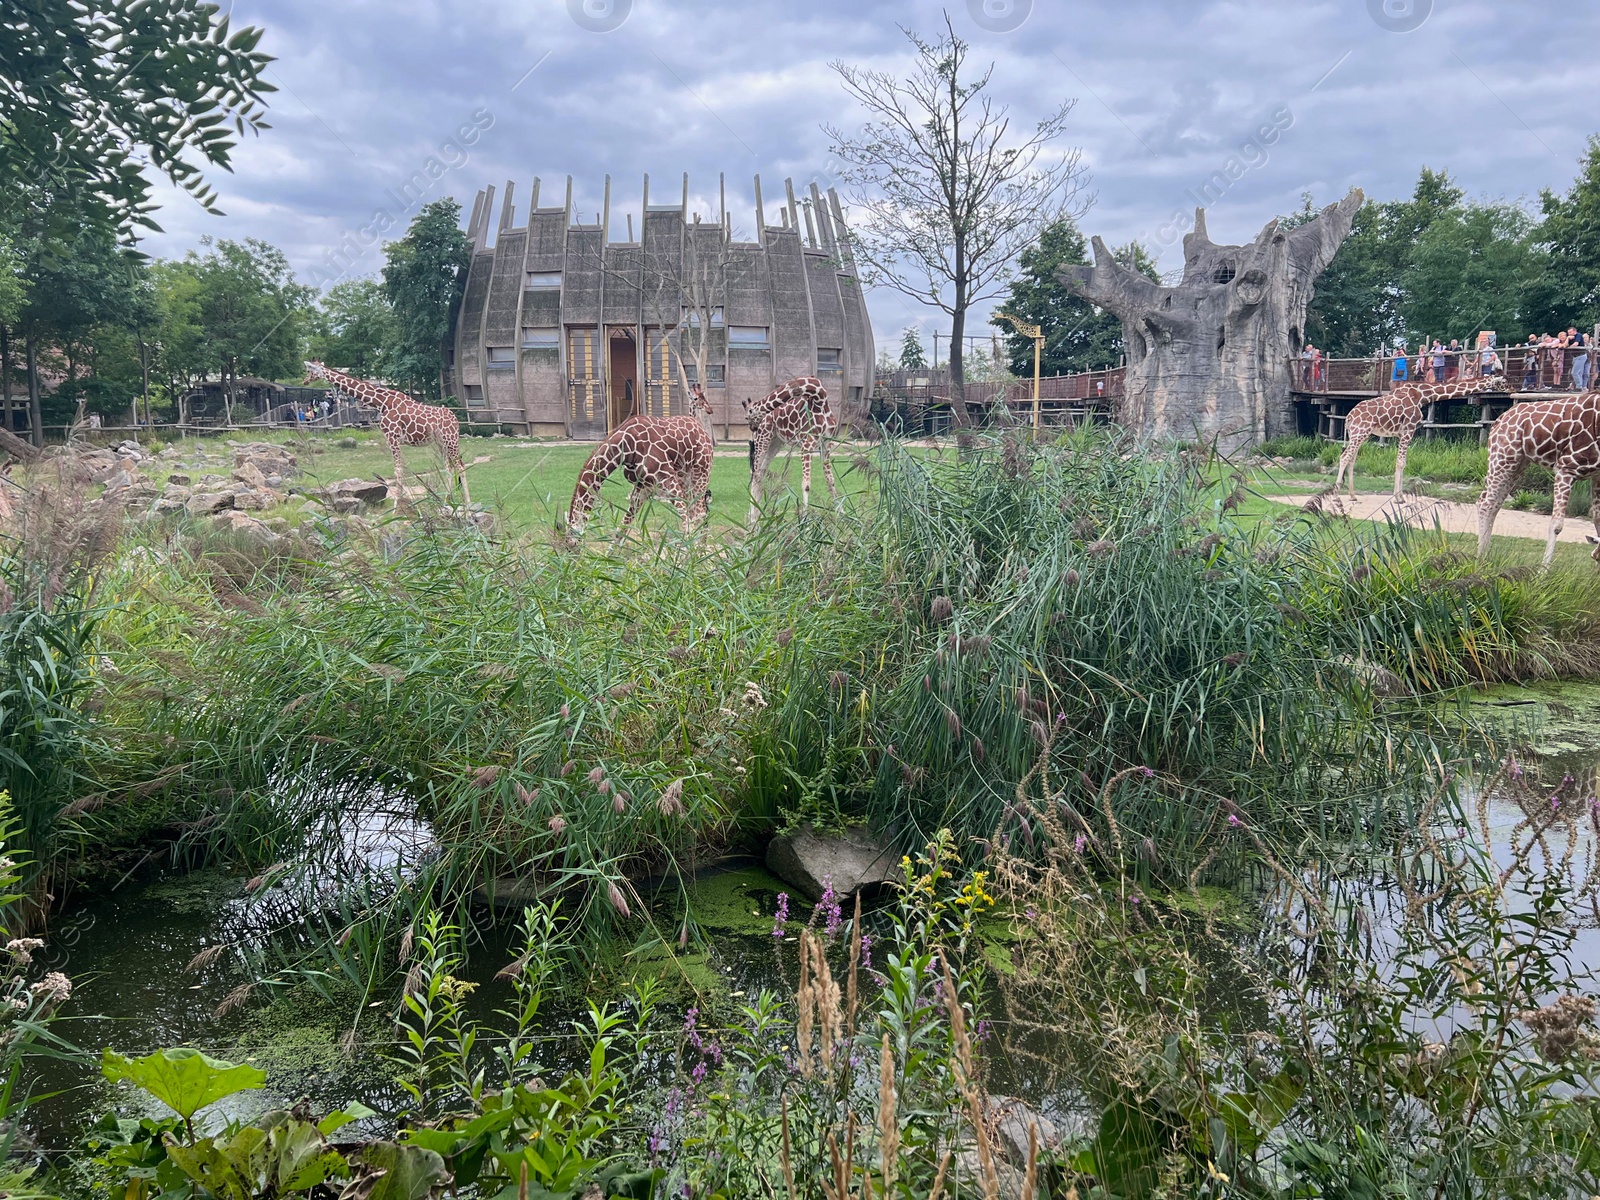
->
[{"left": 446, "top": 174, "right": 874, "bottom": 439}]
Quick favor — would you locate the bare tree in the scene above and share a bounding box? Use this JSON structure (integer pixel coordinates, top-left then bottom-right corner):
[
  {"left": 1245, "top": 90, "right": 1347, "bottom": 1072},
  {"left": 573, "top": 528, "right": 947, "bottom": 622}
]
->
[{"left": 825, "top": 13, "right": 1089, "bottom": 425}]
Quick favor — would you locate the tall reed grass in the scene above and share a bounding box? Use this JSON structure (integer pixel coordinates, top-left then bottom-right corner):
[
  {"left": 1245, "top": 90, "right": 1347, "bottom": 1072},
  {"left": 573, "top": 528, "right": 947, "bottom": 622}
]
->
[{"left": 42, "top": 430, "right": 1600, "bottom": 981}]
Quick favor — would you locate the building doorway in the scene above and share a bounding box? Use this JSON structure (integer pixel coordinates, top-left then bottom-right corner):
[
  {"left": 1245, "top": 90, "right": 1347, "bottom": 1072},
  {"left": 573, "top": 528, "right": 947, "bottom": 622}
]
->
[
  {"left": 566, "top": 327, "right": 604, "bottom": 440},
  {"left": 607, "top": 327, "right": 638, "bottom": 430}
]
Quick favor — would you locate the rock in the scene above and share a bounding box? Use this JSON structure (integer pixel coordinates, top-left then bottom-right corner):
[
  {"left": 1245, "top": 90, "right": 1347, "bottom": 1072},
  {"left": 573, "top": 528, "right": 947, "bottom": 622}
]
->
[
  {"left": 230, "top": 488, "right": 283, "bottom": 512},
  {"left": 145, "top": 498, "right": 187, "bottom": 517},
  {"left": 186, "top": 491, "right": 234, "bottom": 516},
  {"left": 75, "top": 449, "right": 124, "bottom": 482},
  {"left": 265, "top": 474, "right": 285, "bottom": 488},
  {"left": 323, "top": 478, "right": 390, "bottom": 507},
  {"left": 329, "top": 496, "right": 361, "bottom": 515},
  {"left": 212, "top": 509, "right": 281, "bottom": 546},
  {"left": 102, "top": 467, "right": 135, "bottom": 492},
  {"left": 766, "top": 825, "right": 897, "bottom": 902},
  {"left": 232, "top": 461, "right": 269, "bottom": 489},
  {"left": 167, "top": 473, "right": 191, "bottom": 486},
  {"left": 986, "top": 1097, "right": 1059, "bottom": 1168},
  {"left": 953, "top": 1150, "right": 1025, "bottom": 1200},
  {"left": 232, "top": 442, "right": 298, "bottom": 477},
  {"left": 161, "top": 482, "right": 192, "bottom": 501},
  {"left": 199, "top": 473, "right": 226, "bottom": 485}
]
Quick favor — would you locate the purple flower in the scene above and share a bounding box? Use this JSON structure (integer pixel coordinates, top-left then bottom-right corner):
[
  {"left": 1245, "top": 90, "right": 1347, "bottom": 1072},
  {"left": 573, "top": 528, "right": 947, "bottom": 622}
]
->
[
  {"left": 772, "top": 892, "right": 790, "bottom": 938},
  {"left": 691, "top": 1061, "right": 707, "bottom": 1084},
  {"left": 684, "top": 1006, "right": 704, "bottom": 1052},
  {"left": 859, "top": 934, "right": 873, "bottom": 969},
  {"left": 1510, "top": 759, "right": 1524, "bottom": 780},
  {"left": 1227, "top": 813, "right": 1241, "bottom": 828},
  {"left": 976, "top": 1019, "right": 991, "bottom": 1042},
  {"left": 819, "top": 878, "right": 843, "bottom": 938},
  {"left": 1141, "top": 766, "right": 1155, "bottom": 778},
  {"left": 1073, "top": 834, "right": 1087, "bottom": 853}
]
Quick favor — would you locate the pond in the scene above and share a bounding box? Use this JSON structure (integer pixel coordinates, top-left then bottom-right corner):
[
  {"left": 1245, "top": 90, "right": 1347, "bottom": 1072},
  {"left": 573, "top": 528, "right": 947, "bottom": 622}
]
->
[{"left": 22, "top": 682, "right": 1600, "bottom": 1158}]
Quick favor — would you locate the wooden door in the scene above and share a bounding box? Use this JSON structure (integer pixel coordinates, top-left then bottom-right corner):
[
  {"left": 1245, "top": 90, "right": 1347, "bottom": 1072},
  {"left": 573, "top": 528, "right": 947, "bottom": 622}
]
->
[
  {"left": 644, "top": 328, "right": 684, "bottom": 418},
  {"left": 566, "top": 327, "right": 604, "bottom": 440}
]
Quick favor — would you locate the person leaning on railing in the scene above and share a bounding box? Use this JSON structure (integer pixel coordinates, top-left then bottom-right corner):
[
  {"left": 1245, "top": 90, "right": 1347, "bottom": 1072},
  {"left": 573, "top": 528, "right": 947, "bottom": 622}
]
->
[{"left": 1572, "top": 328, "right": 1592, "bottom": 390}]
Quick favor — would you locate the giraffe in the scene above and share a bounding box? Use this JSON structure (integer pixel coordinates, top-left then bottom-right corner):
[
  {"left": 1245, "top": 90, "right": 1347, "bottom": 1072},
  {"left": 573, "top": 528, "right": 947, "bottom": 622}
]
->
[
  {"left": 1476, "top": 390, "right": 1600, "bottom": 567},
  {"left": 566, "top": 385, "right": 716, "bottom": 536},
  {"left": 741, "top": 376, "right": 840, "bottom": 525},
  {"left": 1332, "top": 368, "right": 1504, "bottom": 500},
  {"left": 303, "top": 362, "right": 470, "bottom": 507}
]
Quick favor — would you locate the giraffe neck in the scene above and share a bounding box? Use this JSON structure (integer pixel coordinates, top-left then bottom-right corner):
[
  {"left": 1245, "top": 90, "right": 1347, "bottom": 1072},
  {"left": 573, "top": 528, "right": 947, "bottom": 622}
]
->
[{"left": 569, "top": 438, "right": 626, "bottom": 526}]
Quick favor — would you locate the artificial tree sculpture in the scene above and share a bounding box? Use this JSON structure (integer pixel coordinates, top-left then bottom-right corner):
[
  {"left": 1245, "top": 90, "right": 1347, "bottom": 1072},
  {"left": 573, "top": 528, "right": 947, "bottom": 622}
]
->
[{"left": 1057, "top": 188, "right": 1363, "bottom": 451}]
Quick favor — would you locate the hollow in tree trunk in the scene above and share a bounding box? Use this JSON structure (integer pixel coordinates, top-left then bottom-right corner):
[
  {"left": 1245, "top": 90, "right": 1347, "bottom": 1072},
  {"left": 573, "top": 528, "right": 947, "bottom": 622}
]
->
[{"left": 1057, "top": 189, "right": 1362, "bottom": 452}]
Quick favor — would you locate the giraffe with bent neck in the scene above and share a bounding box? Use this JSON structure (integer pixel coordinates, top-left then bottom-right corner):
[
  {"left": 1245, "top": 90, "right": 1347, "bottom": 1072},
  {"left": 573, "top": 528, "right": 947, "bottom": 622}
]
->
[
  {"left": 566, "top": 384, "right": 716, "bottom": 536},
  {"left": 303, "top": 362, "right": 470, "bottom": 506},
  {"left": 741, "top": 376, "right": 840, "bottom": 525},
  {"left": 1477, "top": 390, "right": 1600, "bottom": 566},
  {"left": 1332, "top": 369, "right": 1504, "bottom": 500}
]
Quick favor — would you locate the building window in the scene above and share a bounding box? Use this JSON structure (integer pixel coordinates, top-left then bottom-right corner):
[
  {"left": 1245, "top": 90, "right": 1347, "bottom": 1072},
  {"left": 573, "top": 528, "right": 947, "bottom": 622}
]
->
[
  {"left": 465, "top": 384, "right": 486, "bottom": 408},
  {"left": 685, "top": 363, "right": 726, "bottom": 385},
  {"left": 729, "top": 325, "right": 770, "bottom": 349},
  {"left": 486, "top": 346, "right": 515, "bottom": 368},
  {"left": 521, "top": 327, "right": 560, "bottom": 349},
  {"left": 686, "top": 306, "right": 725, "bottom": 328},
  {"left": 525, "top": 271, "right": 562, "bottom": 289},
  {"left": 817, "top": 348, "right": 842, "bottom": 367}
]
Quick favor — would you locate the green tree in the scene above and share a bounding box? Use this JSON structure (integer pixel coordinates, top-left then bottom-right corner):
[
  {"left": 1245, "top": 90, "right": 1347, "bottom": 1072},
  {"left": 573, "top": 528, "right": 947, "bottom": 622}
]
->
[
  {"left": 191, "top": 237, "right": 311, "bottom": 423},
  {"left": 311, "top": 278, "right": 397, "bottom": 378},
  {"left": 1304, "top": 168, "right": 1466, "bottom": 355},
  {"left": 899, "top": 328, "right": 927, "bottom": 370},
  {"left": 1401, "top": 202, "right": 1540, "bottom": 344},
  {"left": 14, "top": 225, "right": 144, "bottom": 432},
  {"left": 1531, "top": 135, "right": 1600, "bottom": 332},
  {"left": 0, "top": 1, "right": 273, "bottom": 238},
  {"left": 996, "top": 218, "right": 1156, "bottom": 377},
  {"left": 382, "top": 199, "right": 470, "bottom": 401}
]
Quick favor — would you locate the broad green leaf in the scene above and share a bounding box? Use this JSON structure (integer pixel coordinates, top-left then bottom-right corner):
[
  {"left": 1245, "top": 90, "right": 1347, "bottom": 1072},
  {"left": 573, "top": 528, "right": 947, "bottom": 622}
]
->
[
  {"left": 318, "top": 1101, "right": 377, "bottom": 1136},
  {"left": 344, "top": 1141, "right": 449, "bottom": 1200},
  {"left": 102, "top": 1047, "right": 266, "bottom": 1122}
]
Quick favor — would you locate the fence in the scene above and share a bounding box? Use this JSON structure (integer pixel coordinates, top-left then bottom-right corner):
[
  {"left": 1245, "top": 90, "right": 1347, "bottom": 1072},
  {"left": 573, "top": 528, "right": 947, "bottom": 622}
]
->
[{"left": 1295, "top": 344, "right": 1597, "bottom": 396}]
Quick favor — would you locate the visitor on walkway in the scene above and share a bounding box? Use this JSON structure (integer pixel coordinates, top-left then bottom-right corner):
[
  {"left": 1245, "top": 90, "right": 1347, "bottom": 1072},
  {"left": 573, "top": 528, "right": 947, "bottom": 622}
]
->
[
  {"left": 1447, "top": 339, "right": 1462, "bottom": 380},
  {"left": 1522, "top": 337, "right": 1541, "bottom": 391},
  {"left": 1430, "top": 340, "right": 1446, "bottom": 383},
  {"left": 1573, "top": 329, "right": 1592, "bottom": 391},
  {"left": 1391, "top": 344, "right": 1408, "bottom": 383},
  {"left": 1551, "top": 331, "right": 1570, "bottom": 389},
  {"left": 1300, "top": 344, "right": 1313, "bottom": 388},
  {"left": 1311, "top": 344, "right": 1323, "bottom": 388},
  {"left": 1481, "top": 344, "right": 1502, "bottom": 377}
]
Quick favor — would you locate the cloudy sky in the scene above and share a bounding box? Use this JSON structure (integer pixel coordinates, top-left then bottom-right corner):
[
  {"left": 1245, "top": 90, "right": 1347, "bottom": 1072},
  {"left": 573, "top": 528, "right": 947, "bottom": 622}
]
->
[{"left": 141, "top": 0, "right": 1600, "bottom": 352}]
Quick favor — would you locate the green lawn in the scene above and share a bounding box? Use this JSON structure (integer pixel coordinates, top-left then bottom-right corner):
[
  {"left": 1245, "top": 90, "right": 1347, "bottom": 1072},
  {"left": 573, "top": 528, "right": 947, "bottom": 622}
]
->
[{"left": 150, "top": 429, "right": 889, "bottom": 536}]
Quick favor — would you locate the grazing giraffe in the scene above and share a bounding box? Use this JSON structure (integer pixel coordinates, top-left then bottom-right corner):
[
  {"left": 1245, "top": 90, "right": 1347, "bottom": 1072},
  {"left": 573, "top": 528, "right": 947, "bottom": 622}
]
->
[
  {"left": 1332, "top": 368, "right": 1504, "bottom": 500},
  {"left": 303, "top": 362, "right": 470, "bottom": 506},
  {"left": 1477, "top": 390, "right": 1600, "bottom": 567},
  {"left": 741, "top": 376, "right": 840, "bottom": 525},
  {"left": 566, "top": 385, "right": 716, "bottom": 536}
]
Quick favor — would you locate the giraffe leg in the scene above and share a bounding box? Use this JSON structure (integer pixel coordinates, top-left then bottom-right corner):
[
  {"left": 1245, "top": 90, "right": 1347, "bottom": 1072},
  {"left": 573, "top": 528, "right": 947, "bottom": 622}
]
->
[
  {"left": 748, "top": 434, "right": 774, "bottom": 526},
  {"left": 1392, "top": 425, "right": 1415, "bottom": 499},
  {"left": 1588, "top": 487, "right": 1600, "bottom": 564},
  {"left": 1334, "top": 428, "right": 1367, "bottom": 500},
  {"left": 1476, "top": 457, "right": 1522, "bottom": 557},
  {"left": 621, "top": 485, "right": 650, "bottom": 529},
  {"left": 819, "top": 440, "right": 841, "bottom": 509},
  {"left": 801, "top": 449, "right": 812, "bottom": 510},
  {"left": 390, "top": 443, "right": 406, "bottom": 508},
  {"left": 1545, "top": 467, "right": 1575, "bottom": 567}
]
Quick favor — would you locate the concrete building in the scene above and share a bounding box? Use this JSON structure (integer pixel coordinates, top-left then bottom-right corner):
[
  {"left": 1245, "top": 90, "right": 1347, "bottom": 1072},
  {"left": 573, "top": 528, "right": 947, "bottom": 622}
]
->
[{"left": 446, "top": 174, "right": 873, "bottom": 439}]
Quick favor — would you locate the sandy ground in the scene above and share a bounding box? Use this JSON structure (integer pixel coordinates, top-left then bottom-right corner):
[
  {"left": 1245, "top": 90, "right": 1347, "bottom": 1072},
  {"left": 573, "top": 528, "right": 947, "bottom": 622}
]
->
[{"left": 1267, "top": 491, "right": 1600, "bottom": 547}]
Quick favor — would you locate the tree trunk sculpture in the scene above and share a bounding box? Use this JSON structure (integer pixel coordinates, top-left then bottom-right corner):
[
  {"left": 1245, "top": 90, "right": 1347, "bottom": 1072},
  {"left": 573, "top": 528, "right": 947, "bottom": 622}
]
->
[{"left": 1056, "top": 189, "right": 1363, "bottom": 451}]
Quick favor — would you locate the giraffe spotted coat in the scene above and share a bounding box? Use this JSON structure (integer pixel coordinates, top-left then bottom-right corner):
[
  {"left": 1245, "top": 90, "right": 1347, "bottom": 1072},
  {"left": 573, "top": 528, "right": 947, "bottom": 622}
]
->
[
  {"left": 566, "top": 387, "right": 716, "bottom": 535},
  {"left": 1477, "top": 391, "right": 1600, "bottom": 566},
  {"left": 1333, "top": 371, "right": 1503, "bottom": 499},
  {"left": 741, "top": 376, "right": 839, "bottom": 524},
  {"left": 304, "top": 361, "right": 470, "bottom": 505}
]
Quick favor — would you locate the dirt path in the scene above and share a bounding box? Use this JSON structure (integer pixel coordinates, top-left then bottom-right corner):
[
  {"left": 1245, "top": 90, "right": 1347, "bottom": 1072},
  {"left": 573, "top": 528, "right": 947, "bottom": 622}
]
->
[{"left": 1266, "top": 491, "right": 1600, "bottom": 548}]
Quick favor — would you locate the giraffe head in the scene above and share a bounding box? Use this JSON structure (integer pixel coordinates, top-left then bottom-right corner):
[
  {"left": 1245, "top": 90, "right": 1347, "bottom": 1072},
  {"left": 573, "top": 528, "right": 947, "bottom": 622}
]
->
[
  {"left": 304, "top": 360, "right": 330, "bottom": 385},
  {"left": 690, "top": 383, "right": 714, "bottom": 419}
]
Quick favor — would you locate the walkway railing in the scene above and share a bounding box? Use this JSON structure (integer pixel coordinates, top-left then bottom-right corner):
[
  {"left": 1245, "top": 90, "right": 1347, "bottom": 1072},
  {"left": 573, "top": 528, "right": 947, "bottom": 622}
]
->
[{"left": 1294, "top": 345, "right": 1596, "bottom": 396}]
